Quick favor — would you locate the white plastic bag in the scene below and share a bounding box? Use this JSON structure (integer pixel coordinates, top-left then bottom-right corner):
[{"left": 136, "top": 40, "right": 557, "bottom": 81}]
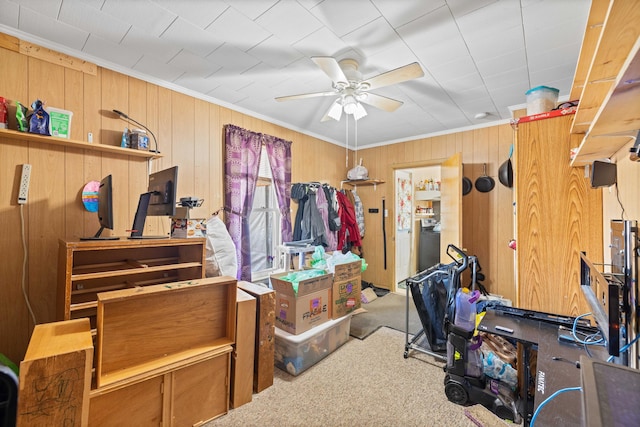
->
[
  {"left": 205, "top": 215, "right": 238, "bottom": 278},
  {"left": 347, "top": 158, "right": 368, "bottom": 180}
]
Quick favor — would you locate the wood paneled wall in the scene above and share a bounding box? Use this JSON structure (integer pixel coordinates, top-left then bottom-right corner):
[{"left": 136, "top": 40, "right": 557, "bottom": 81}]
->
[
  {"left": 0, "top": 36, "right": 347, "bottom": 362},
  {"left": 354, "top": 123, "right": 516, "bottom": 301}
]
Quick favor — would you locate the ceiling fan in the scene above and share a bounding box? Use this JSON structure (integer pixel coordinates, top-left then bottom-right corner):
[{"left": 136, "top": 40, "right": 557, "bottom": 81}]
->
[{"left": 275, "top": 57, "right": 424, "bottom": 121}]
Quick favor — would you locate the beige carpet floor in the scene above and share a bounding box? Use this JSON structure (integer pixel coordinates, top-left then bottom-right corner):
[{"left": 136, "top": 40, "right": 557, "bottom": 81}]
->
[{"left": 207, "top": 327, "right": 509, "bottom": 427}]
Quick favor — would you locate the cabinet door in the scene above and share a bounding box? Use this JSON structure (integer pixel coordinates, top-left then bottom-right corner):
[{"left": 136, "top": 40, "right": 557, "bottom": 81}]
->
[
  {"left": 170, "top": 353, "right": 230, "bottom": 426},
  {"left": 440, "top": 152, "right": 463, "bottom": 261},
  {"left": 88, "top": 376, "right": 164, "bottom": 427},
  {"left": 515, "top": 115, "right": 603, "bottom": 315}
]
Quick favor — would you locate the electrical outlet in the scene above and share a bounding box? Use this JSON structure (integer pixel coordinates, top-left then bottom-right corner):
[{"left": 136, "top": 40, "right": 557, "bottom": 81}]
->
[{"left": 18, "top": 164, "right": 31, "bottom": 204}]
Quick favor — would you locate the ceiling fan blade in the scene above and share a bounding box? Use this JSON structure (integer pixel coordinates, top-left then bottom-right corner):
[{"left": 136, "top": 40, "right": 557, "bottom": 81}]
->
[
  {"left": 275, "top": 91, "right": 337, "bottom": 102},
  {"left": 359, "top": 92, "right": 404, "bottom": 112},
  {"left": 363, "top": 62, "right": 424, "bottom": 91},
  {"left": 311, "top": 56, "right": 348, "bottom": 85}
]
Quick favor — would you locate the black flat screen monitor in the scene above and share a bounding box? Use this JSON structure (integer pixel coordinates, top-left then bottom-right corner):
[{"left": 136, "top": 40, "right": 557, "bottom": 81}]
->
[
  {"left": 579, "top": 252, "right": 620, "bottom": 357},
  {"left": 81, "top": 174, "right": 119, "bottom": 240},
  {"left": 580, "top": 356, "right": 640, "bottom": 426},
  {"left": 148, "top": 166, "right": 178, "bottom": 216},
  {"left": 129, "top": 166, "right": 178, "bottom": 239}
]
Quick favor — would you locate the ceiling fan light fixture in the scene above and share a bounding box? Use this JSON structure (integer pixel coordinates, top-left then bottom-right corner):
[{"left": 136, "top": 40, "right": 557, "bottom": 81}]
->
[
  {"left": 353, "top": 103, "right": 368, "bottom": 120},
  {"left": 343, "top": 95, "right": 358, "bottom": 115},
  {"left": 327, "top": 100, "right": 343, "bottom": 121}
]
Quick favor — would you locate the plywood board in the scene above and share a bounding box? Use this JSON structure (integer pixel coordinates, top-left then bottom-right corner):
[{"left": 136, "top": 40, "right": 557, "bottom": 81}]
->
[
  {"left": 237, "top": 281, "right": 275, "bottom": 393},
  {"left": 230, "top": 289, "right": 256, "bottom": 408}
]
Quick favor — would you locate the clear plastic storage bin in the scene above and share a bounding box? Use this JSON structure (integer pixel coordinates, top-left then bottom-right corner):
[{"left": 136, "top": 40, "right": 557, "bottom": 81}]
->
[
  {"left": 274, "top": 314, "right": 351, "bottom": 376},
  {"left": 525, "top": 86, "right": 559, "bottom": 115}
]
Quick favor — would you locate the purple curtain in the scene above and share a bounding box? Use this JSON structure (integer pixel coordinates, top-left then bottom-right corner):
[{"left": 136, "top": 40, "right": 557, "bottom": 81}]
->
[
  {"left": 264, "top": 135, "right": 293, "bottom": 243},
  {"left": 224, "top": 125, "right": 262, "bottom": 280},
  {"left": 224, "top": 125, "right": 293, "bottom": 281}
]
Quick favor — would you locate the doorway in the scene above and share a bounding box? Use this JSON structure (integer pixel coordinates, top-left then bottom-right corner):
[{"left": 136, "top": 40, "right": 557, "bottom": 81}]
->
[{"left": 394, "top": 164, "right": 442, "bottom": 292}]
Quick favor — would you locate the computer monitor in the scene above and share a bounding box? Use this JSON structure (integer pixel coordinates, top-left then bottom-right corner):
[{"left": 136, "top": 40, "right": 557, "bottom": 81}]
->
[
  {"left": 580, "top": 356, "right": 640, "bottom": 426},
  {"left": 579, "top": 252, "right": 620, "bottom": 357},
  {"left": 129, "top": 166, "right": 178, "bottom": 239},
  {"left": 81, "top": 174, "right": 119, "bottom": 240}
]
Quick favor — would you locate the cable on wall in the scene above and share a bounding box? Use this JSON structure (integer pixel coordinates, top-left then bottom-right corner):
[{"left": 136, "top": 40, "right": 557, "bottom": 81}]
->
[{"left": 20, "top": 204, "right": 37, "bottom": 326}]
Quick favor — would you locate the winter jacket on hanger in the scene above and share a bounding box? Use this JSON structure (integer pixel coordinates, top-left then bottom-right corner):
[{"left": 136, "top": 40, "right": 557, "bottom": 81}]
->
[{"left": 336, "top": 190, "right": 361, "bottom": 250}]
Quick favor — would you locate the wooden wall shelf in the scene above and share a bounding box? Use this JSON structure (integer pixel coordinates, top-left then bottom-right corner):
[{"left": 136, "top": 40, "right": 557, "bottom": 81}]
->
[
  {"left": 569, "top": 1, "right": 640, "bottom": 167},
  {"left": 0, "top": 128, "right": 162, "bottom": 159},
  {"left": 340, "top": 179, "right": 385, "bottom": 189}
]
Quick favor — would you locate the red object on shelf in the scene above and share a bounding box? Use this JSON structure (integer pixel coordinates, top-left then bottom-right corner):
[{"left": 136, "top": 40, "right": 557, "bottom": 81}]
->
[{"left": 512, "top": 105, "right": 577, "bottom": 124}]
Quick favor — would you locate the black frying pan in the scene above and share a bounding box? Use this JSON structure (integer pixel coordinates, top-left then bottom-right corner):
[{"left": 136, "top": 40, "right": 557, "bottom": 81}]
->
[
  {"left": 475, "top": 163, "right": 495, "bottom": 193},
  {"left": 499, "top": 145, "right": 514, "bottom": 188},
  {"left": 462, "top": 176, "right": 472, "bottom": 195}
]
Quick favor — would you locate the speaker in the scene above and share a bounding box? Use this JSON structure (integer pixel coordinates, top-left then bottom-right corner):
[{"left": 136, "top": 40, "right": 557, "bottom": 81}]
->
[{"left": 590, "top": 160, "right": 617, "bottom": 188}]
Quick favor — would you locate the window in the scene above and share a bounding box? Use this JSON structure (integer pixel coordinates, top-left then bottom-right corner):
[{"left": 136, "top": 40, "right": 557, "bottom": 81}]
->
[{"left": 249, "top": 147, "right": 282, "bottom": 280}]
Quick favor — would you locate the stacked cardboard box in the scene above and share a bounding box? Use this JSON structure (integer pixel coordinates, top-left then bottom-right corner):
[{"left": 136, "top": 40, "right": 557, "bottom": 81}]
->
[{"left": 332, "top": 260, "right": 362, "bottom": 318}]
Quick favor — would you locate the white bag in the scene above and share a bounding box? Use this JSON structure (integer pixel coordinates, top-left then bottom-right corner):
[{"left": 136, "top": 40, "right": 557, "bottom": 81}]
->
[
  {"left": 347, "top": 158, "right": 368, "bottom": 180},
  {"left": 205, "top": 215, "right": 238, "bottom": 278}
]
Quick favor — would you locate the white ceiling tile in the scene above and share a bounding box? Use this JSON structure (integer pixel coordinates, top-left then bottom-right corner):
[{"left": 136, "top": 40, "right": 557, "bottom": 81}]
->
[
  {"left": 429, "top": 55, "right": 478, "bottom": 83},
  {"left": 247, "top": 35, "right": 303, "bottom": 68},
  {"left": 133, "top": 55, "right": 184, "bottom": 82},
  {"left": 18, "top": 7, "right": 88, "bottom": 50},
  {"left": 207, "top": 84, "right": 247, "bottom": 104},
  {"left": 447, "top": 0, "right": 497, "bottom": 18},
  {"left": 11, "top": 0, "right": 61, "bottom": 18},
  {"left": 205, "top": 6, "right": 271, "bottom": 50},
  {"left": 151, "top": 0, "right": 227, "bottom": 29},
  {"left": 522, "top": 0, "right": 590, "bottom": 32},
  {"left": 455, "top": 1, "right": 522, "bottom": 39},
  {"left": 161, "top": 17, "right": 223, "bottom": 57},
  {"left": 398, "top": 6, "right": 458, "bottom": 45},
  {"left": 370, "top": 0, "right": 444, "bottom": 28},
  {"left": 83, "top": 34, "right": 142, "bottom": 68},
  {"left": 309, "top": 0, "right": 381, "bottom": 37},
  {"left": 365, "top": 44, "right": 421, "bottom": 76},
  {"left": 225, "top": 0, "right": 278, "bottom": 20},
  {"left": 483, "top": 66, "right": 529, "bottom": 91},
  {"left": 413, "top": 37, "right": 470, "bottom": 70},
  {"left": 342, "top": 17, "right": 403, "bottom": 59},
  {"left": 59, "top": 1, "right": 129, "bottom": 44},
  {"left": 0, "top": 0, "right": 19, "bottom": 26},
  {"left": 527, "top": 43, "right": 580, "bottom": 74},
  {"left": 168, "top": 50, "right": 218, "bottom": 76},
  {"left": 256, "top": 1, "right": 322, "bottom": 44},
  {"left": 173, "top": 72, "right": 222, "bottom": 94},
  {"left": 466, "top": 26, "right": 524, "bottom": 62},
  {"left": 120, "top": 27, "right": 181, "bottom": 63},
  {"left": 101, "top": 0, "right": 177, "bottom": 38},
  {"left": 292, "top": 27, "right": 349, "bottom": 57},
  {"left": 207, "top": 43, "right": 261, "bottom": 73},
  {"left": 243, "top": 62, "right": 291, "bottom": 88},
  {"left": 476, "top": 49, "right": 527, "bottom": 79}
]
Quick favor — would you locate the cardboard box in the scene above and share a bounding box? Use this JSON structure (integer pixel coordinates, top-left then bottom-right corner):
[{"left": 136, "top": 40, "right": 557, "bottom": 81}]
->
[
  {"left": 332, "top": 275, "right": 361, "bottom": 318},
  {"left": 333, "top": 260, "right": 362, "bottom": 282},
  {"left": 171, "top": 218, "right": 207, "bottom": 238},
  {"left": 274, "top": 315, "right": 351, "bottom": 376},
  {"left": 270, "top": 271, "right": 332, "bottom": 334}
]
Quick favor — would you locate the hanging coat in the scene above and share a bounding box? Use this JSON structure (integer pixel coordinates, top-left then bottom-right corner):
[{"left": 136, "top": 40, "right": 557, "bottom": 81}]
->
[{"left": 336, "top": 190, "right": 361, "bottom": 250}]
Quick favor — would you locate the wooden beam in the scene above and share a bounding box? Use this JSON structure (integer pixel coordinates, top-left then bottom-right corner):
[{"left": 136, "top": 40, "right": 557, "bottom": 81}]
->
[
  {"left": 19, "top": 40, "right": 97, "bottom": 75},
  {"left": 0, "top": 33, "right": 19, "bottom": 52}
]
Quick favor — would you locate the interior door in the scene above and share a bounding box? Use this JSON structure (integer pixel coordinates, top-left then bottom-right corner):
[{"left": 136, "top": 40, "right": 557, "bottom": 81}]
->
[
  {"left": 395, "top": 170, "right": 413, "bottom": 287},
  {"left": 440, "top": 152, "right": 462, "bottom": 261}
]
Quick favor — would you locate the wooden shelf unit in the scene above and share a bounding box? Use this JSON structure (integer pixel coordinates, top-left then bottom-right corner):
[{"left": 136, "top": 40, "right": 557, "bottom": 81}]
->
[
  {"left": 57, "top": 238, "right": 206, "bottom": 323},
  {"left": 569, "top": 0, "right": 640, "bottom": 166},
  {"left": 340, "top": 179, "right": 385, "bottom": 189},
  {"left": 0, "top": 128, "right": 161, "bottom": 159}
]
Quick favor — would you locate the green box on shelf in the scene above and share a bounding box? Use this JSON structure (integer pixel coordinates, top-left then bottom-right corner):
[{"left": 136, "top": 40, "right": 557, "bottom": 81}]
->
[{"left": 47, "top": 107, "right": 73, "bottom": 139}]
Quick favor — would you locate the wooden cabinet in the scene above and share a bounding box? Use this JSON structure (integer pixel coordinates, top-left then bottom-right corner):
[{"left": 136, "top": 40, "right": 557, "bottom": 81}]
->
[
  {"left": 514, "top": 115, "right": 603, "bottom": 315},
  {"left": 88, "top": 347, "right": 231, "bottom": 427},
  {"left": 57, "top": 238, "right": 206, "bottom": 324}
]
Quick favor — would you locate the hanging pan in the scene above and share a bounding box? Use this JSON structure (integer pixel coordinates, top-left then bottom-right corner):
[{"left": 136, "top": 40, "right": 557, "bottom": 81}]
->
[
  {"left": 499, "top": 144, "right": 514, "bottom": 188},
  {"left": 462, "top": 164, "right": 472, "bottom": 196},
  {"left": 475, "top": 163, "right": 495, "bottom": 193}
]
